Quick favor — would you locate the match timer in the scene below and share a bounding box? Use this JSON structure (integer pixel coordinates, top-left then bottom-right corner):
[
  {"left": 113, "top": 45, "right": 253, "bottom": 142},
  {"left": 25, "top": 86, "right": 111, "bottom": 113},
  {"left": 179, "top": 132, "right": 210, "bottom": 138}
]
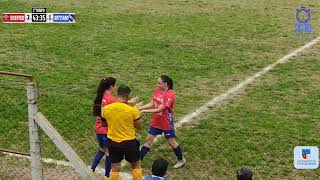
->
[
  {"left": 32, "top": 8, "right": 47, "bottom": 23},
  {"left": 32, "top": 14, "right": 46, "bottom": 22}
]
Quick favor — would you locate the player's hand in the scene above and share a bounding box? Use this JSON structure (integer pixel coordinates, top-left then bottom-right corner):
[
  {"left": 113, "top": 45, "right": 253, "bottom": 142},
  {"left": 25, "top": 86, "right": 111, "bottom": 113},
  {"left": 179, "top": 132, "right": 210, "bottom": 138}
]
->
[
  {"left": 135, "top": 101, "right": 144, "bottom": 109},
  {"left": 128, "top": 96, "right": 139, "bottom": 105},
  {"left": 141, "top": 109, "right": 149, "bottom": 113},
  {"left": 138, "top": 103, "right": 147, "bottom": 110}
]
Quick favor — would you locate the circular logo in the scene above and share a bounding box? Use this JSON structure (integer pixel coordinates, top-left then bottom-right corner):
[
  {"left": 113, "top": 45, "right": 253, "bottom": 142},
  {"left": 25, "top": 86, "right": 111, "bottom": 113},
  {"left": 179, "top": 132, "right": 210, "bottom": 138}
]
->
[
  {"left": 3, "top": 14, "right": 9, "bottom": 21},
  {"left": 296, "top": 7, "right": 311, "bottom": 23}
]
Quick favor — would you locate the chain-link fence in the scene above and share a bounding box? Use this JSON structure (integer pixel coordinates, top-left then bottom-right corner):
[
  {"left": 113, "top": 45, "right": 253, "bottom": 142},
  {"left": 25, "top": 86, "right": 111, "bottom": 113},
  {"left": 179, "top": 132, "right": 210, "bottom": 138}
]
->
[
  {"left": 0, "top": 72, "right": 91, "bottom": 180},
  {"left": 0, "top": 75, "right": 31, "bottom": 180},
  {"left": 1, "top": 70, "right": 320, "bottom": 180}
]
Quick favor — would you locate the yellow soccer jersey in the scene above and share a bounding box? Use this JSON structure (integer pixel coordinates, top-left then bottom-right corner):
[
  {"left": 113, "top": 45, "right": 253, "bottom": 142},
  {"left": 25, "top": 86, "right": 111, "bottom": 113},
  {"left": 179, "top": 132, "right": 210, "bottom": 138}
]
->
[{"left": 102, "top": 102, "right": 141, "bottom": 143}]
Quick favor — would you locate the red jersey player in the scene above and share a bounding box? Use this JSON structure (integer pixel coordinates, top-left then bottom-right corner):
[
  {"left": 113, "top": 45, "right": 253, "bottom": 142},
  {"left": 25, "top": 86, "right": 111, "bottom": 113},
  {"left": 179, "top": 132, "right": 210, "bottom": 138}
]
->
[
  {"left": 139, "top": 75, "right": 186, "bottom": 169},
  {"left": 91, "top": 77, "right": 116, "bottom": 180}
]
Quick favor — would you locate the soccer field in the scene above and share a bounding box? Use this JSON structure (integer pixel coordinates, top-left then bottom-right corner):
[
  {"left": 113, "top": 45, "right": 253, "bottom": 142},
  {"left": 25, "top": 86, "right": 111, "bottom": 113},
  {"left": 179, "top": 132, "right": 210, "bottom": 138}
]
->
[{"left": 1, "top": 0, "right": 320, "bottom": 179}]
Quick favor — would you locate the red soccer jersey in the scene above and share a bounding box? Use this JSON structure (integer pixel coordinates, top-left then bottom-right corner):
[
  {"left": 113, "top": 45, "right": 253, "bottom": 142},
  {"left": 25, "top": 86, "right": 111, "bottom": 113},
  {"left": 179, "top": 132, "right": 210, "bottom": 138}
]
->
[
  {"left": 150, "top": 88, "right": 176, "bottom": 130},
  {"left": 95, "top": 92, "right": 117, "bottom": 134}
]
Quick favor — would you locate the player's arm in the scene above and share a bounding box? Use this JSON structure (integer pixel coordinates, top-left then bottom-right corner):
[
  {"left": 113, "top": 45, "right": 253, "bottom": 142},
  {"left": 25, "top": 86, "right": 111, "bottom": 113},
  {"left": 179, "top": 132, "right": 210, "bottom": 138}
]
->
[
  {"left": 138, "top": 101, "right": 154, "bottom": 110},
  {"left": 128, "top": 96, "right": 139, "bottom": 105},
  {"left": 133, "top": 107, "right": 142, "bottom": 130},
  {"left": 134, "top": 117, "right": 142, "bottom": 130},
  {"left": 141, "top": 104, "right": 165, "bottom": 113},
  {"left": 142, "top": 94, "right": 173, "bottom": 113},
  {"left": 100, "top": 107, "right": 108, "bottom": 126}
]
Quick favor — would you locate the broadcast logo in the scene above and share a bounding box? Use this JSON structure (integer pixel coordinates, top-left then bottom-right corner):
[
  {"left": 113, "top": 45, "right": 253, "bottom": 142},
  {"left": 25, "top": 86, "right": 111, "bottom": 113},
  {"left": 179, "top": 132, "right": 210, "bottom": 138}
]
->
[
  {"left": 302, "top": 149, "right": 310, "bottom": 159},
  {"left": 294, "top": 146, "right": 319, "bottom": 169},
  {"left": 295, "top": 7, "right": 312, "bottom": 33}
]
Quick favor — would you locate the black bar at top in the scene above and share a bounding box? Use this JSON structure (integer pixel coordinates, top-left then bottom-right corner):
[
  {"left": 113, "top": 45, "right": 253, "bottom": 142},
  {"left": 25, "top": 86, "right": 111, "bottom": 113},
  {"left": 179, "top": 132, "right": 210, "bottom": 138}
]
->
[{"left": 32, "top": 8, "right": 47, "bottom": 13}]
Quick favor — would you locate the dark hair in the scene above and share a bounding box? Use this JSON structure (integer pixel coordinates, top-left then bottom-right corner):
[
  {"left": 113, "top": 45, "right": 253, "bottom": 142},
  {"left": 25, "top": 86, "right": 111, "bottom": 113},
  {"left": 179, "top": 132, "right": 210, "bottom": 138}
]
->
[
  {"left": 117, "top": 84, "right": 131, "bottom": 98},
  {"left": 152, "top": 158, "right": 169, "bottom": 177},
  {"left": 160, "top": 75, "right": 173, "bottom": 90},
  {"left": 92, "top": 77, "right": 116, "bottom": 117},
  {"left": 236, "top": 167, "right": 253, "bottom": 180}
]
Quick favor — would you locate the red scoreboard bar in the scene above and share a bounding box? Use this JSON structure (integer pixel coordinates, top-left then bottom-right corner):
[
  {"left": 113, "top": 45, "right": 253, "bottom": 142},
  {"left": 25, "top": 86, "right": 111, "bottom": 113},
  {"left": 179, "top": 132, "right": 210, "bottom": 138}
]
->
[{"left": 3, "top": 13, "right": 25, "bottom": 23}]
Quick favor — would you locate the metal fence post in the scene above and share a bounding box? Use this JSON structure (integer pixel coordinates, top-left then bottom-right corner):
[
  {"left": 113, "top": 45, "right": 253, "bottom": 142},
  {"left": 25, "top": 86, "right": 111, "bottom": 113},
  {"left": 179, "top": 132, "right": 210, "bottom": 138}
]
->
[{"left": 27, "top": 82, "right": 43, "bottom": 180}]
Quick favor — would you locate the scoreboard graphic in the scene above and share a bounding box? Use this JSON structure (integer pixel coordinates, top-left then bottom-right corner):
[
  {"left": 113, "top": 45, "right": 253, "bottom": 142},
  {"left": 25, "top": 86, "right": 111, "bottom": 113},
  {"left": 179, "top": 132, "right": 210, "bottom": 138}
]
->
[{"left": 3, "top": 8, "right": 75, "bottom": 23}]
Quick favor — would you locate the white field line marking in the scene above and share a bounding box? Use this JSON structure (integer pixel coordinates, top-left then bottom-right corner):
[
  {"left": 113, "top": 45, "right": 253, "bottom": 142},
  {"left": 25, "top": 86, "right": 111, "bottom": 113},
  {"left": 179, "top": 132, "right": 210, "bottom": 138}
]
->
[
  {"left": 151, "top": 36, "right": 320, "bottom": 143},
  {"left": 2, "top": 151, "right": 133, "bottom": 179},
  {"left": 2, "top": 36, "right": 319, "bottom": 178},
  {"left": 2, "top": 152, "right": 71, "bottom": 166},
  {"left": 175, "top": 36, "right": 320, "bottom": 128}
]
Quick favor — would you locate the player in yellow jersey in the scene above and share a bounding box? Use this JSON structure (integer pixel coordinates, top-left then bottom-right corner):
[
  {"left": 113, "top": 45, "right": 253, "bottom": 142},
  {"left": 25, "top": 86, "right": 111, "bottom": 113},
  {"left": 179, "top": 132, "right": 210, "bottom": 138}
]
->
[{"left": 102, "top": 85, "right": 143, "bottom": 180}]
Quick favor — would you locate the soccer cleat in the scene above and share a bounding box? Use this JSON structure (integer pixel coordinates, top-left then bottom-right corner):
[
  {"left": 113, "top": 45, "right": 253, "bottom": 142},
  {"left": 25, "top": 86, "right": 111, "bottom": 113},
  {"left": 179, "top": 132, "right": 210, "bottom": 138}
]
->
[
  {"left": 103, "top": 176, "right": 110, "bottom": 180},
  {"left": 173, "top": 157, "right": 186, "bottom": 169}
]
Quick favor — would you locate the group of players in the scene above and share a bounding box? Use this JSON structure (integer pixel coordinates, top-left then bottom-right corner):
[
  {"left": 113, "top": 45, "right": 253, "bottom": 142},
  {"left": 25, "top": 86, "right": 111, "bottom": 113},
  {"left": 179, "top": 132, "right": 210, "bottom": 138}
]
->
[{"left": 90, "top": 75, "right": 186, "bottom": 180}]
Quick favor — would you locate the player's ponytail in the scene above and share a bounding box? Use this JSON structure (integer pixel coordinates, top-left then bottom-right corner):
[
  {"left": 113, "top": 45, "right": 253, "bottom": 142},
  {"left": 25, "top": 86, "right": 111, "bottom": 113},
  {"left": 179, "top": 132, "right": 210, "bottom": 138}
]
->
[
  {"left": 93, "top": 77, "right": 116, "bottom": 117},
  {"left": 160, "top": 75, "right": 173, "bottom": 90}
]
